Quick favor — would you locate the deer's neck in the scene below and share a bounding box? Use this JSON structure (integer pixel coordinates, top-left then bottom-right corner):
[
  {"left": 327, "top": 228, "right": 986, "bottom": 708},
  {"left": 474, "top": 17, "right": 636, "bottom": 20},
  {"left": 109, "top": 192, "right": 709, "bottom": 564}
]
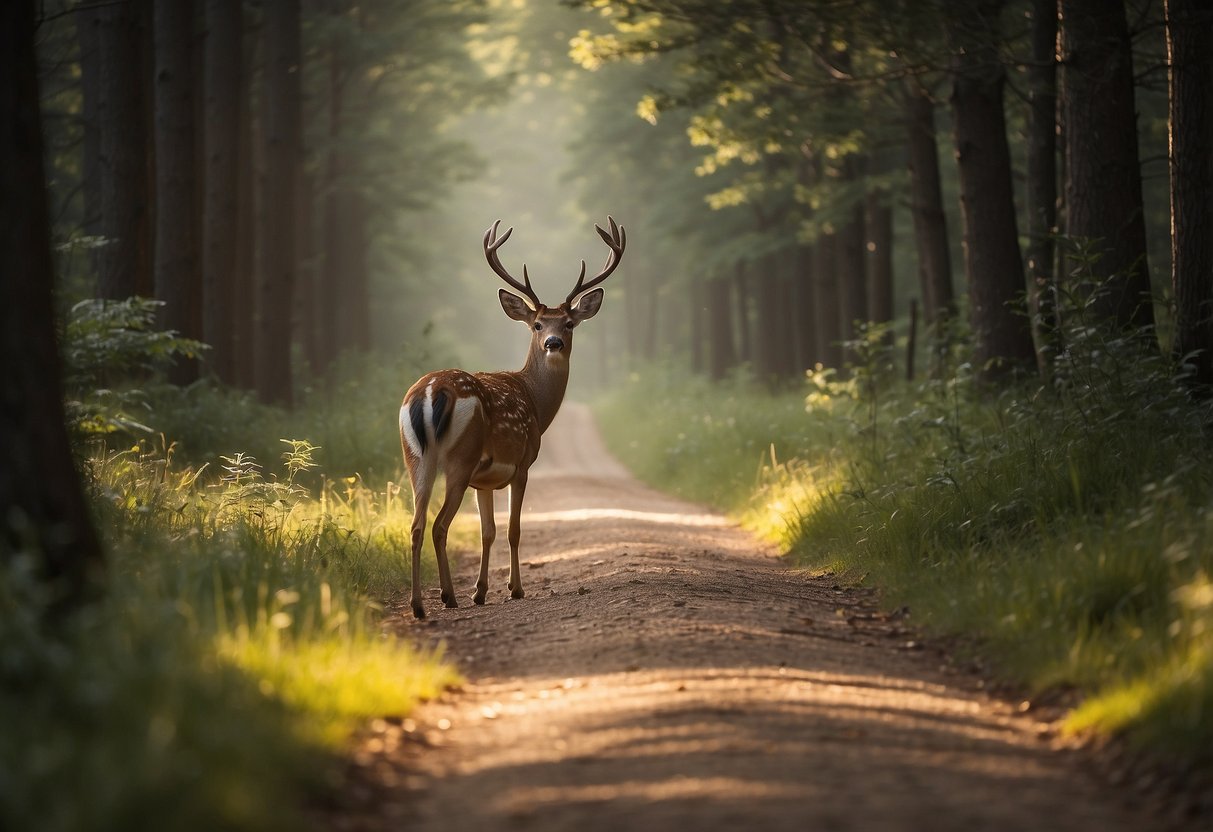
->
[{"left": 517, "top": 347, "right": 570, "bottom": 434}]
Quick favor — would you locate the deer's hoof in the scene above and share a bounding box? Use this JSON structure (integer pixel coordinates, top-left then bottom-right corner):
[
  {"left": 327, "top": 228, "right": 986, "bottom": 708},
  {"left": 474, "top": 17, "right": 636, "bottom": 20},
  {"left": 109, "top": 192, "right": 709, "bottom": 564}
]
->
[
  {"left": 511, "top": 586, "right": 525, "bottom": 600},
  {"left": 411, "top": 603, "right": 426, "bottom": 620},
  {"left": 441, "top": 591, "right": 459, "bottom": 609},
  {"left": 472, "top": 590, "right": 486, "bottom": 605}
]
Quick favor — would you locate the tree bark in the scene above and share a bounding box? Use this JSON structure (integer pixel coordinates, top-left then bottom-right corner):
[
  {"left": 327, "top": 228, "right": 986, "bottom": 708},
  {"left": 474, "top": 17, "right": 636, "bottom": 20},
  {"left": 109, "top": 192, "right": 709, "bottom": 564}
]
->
[
  {"left": 1166, "top": 0, "right": 1213, "bottom": 386},
  {"left": 950, "top": 0, "right": 1037, "bottom": 380},
  {"left": 903, "top": 80, "right": 955, "bottom": 338},
  {"left": 201, "top": 0, "right": 241, "bottom": 383},
  {"left": 1026, "top": 0, "right": 1059, "bottom": 371},
  {"left": 255, "top": 0, "right": 301, "bottom": 405},
  {"left": 95, "top": 0, "right": 152, "bottom": 299},
  {"left": 1, "top": 0, "right": 104, "bottom": 608},
  {"left": 1059, "top": 0, "right": 1156, "bottom": 333},
  {"left": 866, "top": 187, "right": 895, "bottom": 336},
  {"left": 734, "top": 260, "right": 752, "bottom": 366},
  {"left": 232, "top": 11, "right": 256, "bottom": 389},
  {"left": 812, "top": 229, "right": 843, "bottom": 369},
  {"left": 76, "top": 6, "right": 103, "bottom": 246},
  {"left": 836, "top": 158, "right": 868, "bottom": 356},
  {"left": 707, "top": 276, "right": 737, "bottom": 380},
  {"left": 153, "top": 0, "right": 200, "bottom": 383}
]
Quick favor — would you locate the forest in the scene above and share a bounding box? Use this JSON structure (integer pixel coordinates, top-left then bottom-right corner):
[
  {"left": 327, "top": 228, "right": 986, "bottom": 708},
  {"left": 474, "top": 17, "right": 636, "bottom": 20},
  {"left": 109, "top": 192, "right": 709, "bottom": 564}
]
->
[{"left": 3, "top": 0, "right": 1213, "bottom": 829}]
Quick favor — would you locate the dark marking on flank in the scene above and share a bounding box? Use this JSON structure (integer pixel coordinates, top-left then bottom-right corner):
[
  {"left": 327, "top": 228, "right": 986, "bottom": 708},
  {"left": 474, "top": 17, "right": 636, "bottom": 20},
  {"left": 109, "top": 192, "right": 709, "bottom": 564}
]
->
[
  {"left": 432, "top": 389, "right": 451, "bottom": 442},
  {"left": 476, "top": 456, "right": 494, "bottom": 472},
  {"left": 409, "top": 397, "right": 427, "bottom": 454}
]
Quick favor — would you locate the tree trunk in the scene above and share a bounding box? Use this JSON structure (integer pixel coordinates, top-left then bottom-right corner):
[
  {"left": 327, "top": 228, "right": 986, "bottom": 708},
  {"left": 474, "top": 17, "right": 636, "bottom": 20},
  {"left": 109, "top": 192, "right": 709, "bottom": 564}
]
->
[
  {"left": 232, "top": 11, "right": 256, "bottom": 389},
  {"left": 255, "top": 0, "right": 301, "bottom": 405},
  {"left": 201, "top": 0, "right": 241, "bottom": 383},
  {"left": 1, "top": 0, "right": 104, "bottom": 608},
  {"left": 1060, "top": 0, "right": 1156, "bottom": 333},
  {"left": 1167, "top": 0, "right": 1213, "bottom": 386},
  {"left": 153, "top": 0, "right": 200, "bottom": 383},
  {"left": 950, "top": 0, "right": 1037, "bottom": 380},
  {"left": 734, "top": 260, "right": 752, "bottom": 366},
  {"left": 76, "top": 6, "right": 103, "bottom": 247},
  {"left": 689, "top": 290, "right": 705, "bottom": 375},
  {"left": 95, "top": 0, "right": 152, "bottom": 299},
  {"left": 813, "top": 229, "right": 843, "bottom": 369},
  {"left": 903, "top": 80, "right": 955, "bottom": 339},
  {"left": 754, "top": 264, "right": 782, "bottom": 381},
  {"left": 794, "top": 244, "right": 817, "bottom": 368},
  {"left": 707, "top": 276, "right": 737, "bottom": 380},
  {"left": 836, "top": 159, "right": 868, "bottom": 353},
  {"left": 1026, "top": 0, "right": 1059, "bottom": 372},
  {"left": 866, "top": 187, "right": 895, "bottom": 336}
]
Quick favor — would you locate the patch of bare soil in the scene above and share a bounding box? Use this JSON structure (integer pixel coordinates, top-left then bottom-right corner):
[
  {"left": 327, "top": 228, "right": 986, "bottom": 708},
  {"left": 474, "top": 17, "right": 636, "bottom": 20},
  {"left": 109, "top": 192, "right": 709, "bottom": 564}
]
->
[{"left": 326, "top": 404, "right": 1187, "bottom": 831}]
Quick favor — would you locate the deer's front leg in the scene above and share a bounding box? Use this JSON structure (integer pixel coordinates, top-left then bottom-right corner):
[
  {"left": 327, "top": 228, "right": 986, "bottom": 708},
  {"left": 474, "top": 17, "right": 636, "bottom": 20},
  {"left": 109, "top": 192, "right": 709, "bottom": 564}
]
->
[
  {"left": 473, "top": 488, "right": 494, "bottom": 605},
  {"left": 506, "top": 471, "right": 528, "bottom": 599}
]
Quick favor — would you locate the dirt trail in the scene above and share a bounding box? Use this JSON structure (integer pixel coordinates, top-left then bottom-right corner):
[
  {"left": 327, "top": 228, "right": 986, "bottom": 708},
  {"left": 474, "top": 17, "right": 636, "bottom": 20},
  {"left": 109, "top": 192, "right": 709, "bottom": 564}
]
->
[{"left": 331, "top": 404, "right": 1173, "bottom": 831}]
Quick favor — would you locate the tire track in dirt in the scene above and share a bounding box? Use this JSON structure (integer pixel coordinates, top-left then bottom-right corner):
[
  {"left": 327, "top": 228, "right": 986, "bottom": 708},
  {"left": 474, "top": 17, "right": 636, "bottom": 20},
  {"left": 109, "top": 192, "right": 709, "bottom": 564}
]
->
[{"left": 328, "top": 404, "right": 1173, "bottom": 831}]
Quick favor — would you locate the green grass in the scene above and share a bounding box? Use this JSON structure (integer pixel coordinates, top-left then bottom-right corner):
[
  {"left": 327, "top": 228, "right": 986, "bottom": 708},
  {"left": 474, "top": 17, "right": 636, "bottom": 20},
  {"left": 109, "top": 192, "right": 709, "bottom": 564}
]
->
[
  {"left": 596, "top": 357, "right": 1213, "bottom": 771},
  {"left": 3, "top": 397, "right": 469, "bottom": 830}
]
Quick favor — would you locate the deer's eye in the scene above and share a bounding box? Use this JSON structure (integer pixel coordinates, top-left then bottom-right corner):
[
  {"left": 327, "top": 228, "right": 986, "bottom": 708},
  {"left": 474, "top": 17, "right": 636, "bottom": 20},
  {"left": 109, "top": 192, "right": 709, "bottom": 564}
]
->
[
  {"left": 564, "top": 321, "right": 574, "bottom": 330},
  {"left": 533, "top": 322, "right": 542, "bottom": 331}
]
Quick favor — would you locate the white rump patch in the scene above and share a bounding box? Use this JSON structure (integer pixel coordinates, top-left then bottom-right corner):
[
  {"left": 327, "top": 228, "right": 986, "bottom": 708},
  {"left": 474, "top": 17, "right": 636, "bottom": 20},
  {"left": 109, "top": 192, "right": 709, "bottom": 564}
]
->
[
  {"left": 441, "top": 397, "right": 478, "bottom": 448},
  {"left": 400, "top": 404, "right": 423, "bottom": 458}
]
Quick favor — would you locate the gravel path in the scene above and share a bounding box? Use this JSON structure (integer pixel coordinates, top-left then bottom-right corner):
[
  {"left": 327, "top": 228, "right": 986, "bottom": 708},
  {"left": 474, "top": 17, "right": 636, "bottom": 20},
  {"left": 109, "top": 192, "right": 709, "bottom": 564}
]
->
[{"left": 328, "top": 403, "right": 1174, "bottom": 831}]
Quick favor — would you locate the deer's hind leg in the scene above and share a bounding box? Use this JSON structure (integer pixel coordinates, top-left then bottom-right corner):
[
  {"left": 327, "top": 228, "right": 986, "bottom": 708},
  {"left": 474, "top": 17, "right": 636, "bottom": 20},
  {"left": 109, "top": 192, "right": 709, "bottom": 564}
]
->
[
  {"left": 431, "top": 467, "right": 472, "bottom": 609},
  {"left": 473, "top": 488, "right": 495, "bottom": 605},
  {"left": 407, "top": 456, "right": 438, "bottom": 619}
]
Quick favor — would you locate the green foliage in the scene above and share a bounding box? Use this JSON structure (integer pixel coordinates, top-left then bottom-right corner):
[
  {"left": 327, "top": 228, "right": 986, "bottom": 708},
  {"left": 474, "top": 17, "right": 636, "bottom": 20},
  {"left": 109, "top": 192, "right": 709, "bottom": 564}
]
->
[
  {"left": 62, "top": 297, "right": 207, "bottom": 438},
  {"left": 1, "top": 438, "right": 460, "bottom": 832},
  {"left": 596, "top": 322, "right": 1213, "bottom": 769}
]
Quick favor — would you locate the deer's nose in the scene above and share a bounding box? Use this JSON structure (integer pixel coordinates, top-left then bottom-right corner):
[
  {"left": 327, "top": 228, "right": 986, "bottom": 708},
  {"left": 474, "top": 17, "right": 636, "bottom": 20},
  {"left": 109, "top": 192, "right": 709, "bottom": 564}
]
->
[{"left": 544, "top": 336, "right": 564, "bottom": 352}]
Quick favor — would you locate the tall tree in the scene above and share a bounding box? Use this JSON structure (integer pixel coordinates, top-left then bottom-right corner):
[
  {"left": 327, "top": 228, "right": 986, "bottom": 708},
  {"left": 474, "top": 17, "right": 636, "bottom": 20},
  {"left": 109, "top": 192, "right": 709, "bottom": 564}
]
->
[
  {"left": 866, "top": 187, "right": 895, "bottom": 339},
  {"left": 903, "top": 79, "right": 955, "bottom": 343},
  {"left": 949, "top": 0, "right": 1037, "bottom": 379},
  {"left": 201, "top": 0, "right": 242, "bottom": 383},
  {"left": 152, "top": 0, "right": 200, "bottom": 382},
  {"left": 706, "top": 275, "right": 737, "bottom": 380},
  {"left": 1025, "top": 0, "right": 1059, "bottom": 371},
  {"left": 95, "top": 0, "right": 151, "bottom": 299},
  {"left": 1166, "top": 0, "right": 1213, "bottom": 386},
  {"left": 2, "top": 0, "right": 104, "bottom": 609},
  {"left": 1059, "top": 0, "right": 1156, "bottom": 332},
  {"left": 255, "top": 0, "right": 302, "bottom": 405}
]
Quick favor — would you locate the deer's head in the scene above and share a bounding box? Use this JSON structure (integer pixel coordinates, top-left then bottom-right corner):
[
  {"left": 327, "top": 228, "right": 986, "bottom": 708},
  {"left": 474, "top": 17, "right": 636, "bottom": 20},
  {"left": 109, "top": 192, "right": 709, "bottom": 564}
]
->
[{"left": 484, "top": 218, "right": 625, "bottom": 360}]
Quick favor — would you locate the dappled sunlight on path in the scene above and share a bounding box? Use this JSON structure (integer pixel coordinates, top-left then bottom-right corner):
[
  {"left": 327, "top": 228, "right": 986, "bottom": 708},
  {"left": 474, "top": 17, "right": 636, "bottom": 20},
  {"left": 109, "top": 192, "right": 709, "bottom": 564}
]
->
[{"left": 327, "top": 404, "right": 1170, "bottom": 832}]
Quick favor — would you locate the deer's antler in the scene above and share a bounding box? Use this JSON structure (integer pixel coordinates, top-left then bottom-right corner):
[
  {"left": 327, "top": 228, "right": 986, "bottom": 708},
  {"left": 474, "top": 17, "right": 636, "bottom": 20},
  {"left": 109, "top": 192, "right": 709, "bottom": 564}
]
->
[
  {"left": 565, "top": 216, "right": 626, "bottom": 306},
  {"left": 484, "top": 220, "right": 541, "bottom": 310}
]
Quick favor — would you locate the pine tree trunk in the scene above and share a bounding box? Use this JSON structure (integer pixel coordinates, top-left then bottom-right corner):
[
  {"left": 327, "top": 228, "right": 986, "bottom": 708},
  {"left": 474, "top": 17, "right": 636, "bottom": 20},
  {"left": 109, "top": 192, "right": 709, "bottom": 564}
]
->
[
  {"left": 96, "top": 0, "right": 152, "bottom": 299},
  {"left": 903, "top": 80, "right": 955, "bottom": 338},
  {"left": 153, "top": 0, "right": 200, "bottom": 383},
  {"left": 707, "top": 276, "right": 736, "bottom": 380},
  {"left": 950, "top": 0, "right": 1037, "bottom": 380},
  {"left": 1, "top": 0, "right": 104, "bottom": 608},
  {"left": 232, "top": 13, "right": 256, "bottom": 389},
  {"left": 689, "top": 290, "right": 705, "bottom": 375},
  {"left": 201, "top": 0, "right": 241, "bottom": 383},
  {"left": 1167, "top": 0, "right": 1213, "bottom": 386},
  {"left": 76, "top": 7, "right": 103, "bottom": 247},
  {"left": 1026, "top": 0, "right": 1059, "bottom": 372},
  {"left": 813, "top": 229, "right": 843, "bottom": 369},
  {"left": 1060, "top": 0, "right": 1156, "bottom": 333},
  {"left": 837, "top": 158, "right": 868, "bottom": 354},
  {"left": 255, "top": 0, "right": 301, "bottom": 405},
  {"left": 734, "top": 260, "right": 752, "bottom": 366},
  {"left": 866, "top": 188, "right": 895, "bottom": 337}
]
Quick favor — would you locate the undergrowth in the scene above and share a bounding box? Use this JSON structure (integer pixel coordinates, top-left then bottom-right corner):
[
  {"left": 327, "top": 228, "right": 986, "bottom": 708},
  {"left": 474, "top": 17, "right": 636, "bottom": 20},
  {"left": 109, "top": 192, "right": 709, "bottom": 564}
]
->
[
  {"left": 2, "top": 298, "right": 471, "bottom": 831},
  {"left": 596, "top": 330, "right": 1213, "bottom": 771}
]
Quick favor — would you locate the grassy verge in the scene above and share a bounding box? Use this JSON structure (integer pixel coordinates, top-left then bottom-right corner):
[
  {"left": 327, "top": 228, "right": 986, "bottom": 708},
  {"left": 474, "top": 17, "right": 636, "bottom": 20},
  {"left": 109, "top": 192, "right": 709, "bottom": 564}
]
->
[
  {"left": 3, "top": 346, "right": 477, "bottom": 830},
  {"left": 595, "top": 359, "right": 1213, "bottom": 771}
]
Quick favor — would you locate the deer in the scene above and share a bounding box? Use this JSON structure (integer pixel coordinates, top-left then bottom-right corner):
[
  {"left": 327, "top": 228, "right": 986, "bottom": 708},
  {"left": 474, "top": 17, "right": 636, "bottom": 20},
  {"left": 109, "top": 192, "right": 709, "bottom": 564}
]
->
[{"left": 399, "top": 217, "right": 625, "bottom": 619}]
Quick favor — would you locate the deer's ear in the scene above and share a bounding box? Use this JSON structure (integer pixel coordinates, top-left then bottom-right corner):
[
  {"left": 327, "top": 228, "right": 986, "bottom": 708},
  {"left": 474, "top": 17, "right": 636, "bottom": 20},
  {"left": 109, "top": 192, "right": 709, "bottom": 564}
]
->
[
  {"left": 499, "top": 289, "right": 534, "bottom": 323},
  {"left": 569, "top": 288, "right": 604, "bottom": 323}
]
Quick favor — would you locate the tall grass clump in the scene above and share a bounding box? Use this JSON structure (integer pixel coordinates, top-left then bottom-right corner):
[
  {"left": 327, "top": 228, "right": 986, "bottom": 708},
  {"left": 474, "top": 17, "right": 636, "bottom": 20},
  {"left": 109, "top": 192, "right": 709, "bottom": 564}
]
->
[
  {"left": 596, "top": 313, "right": 1213, "bottom": 770},
  {"left": 1, "top": 298, "right": 464, "bottom": 831}
]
